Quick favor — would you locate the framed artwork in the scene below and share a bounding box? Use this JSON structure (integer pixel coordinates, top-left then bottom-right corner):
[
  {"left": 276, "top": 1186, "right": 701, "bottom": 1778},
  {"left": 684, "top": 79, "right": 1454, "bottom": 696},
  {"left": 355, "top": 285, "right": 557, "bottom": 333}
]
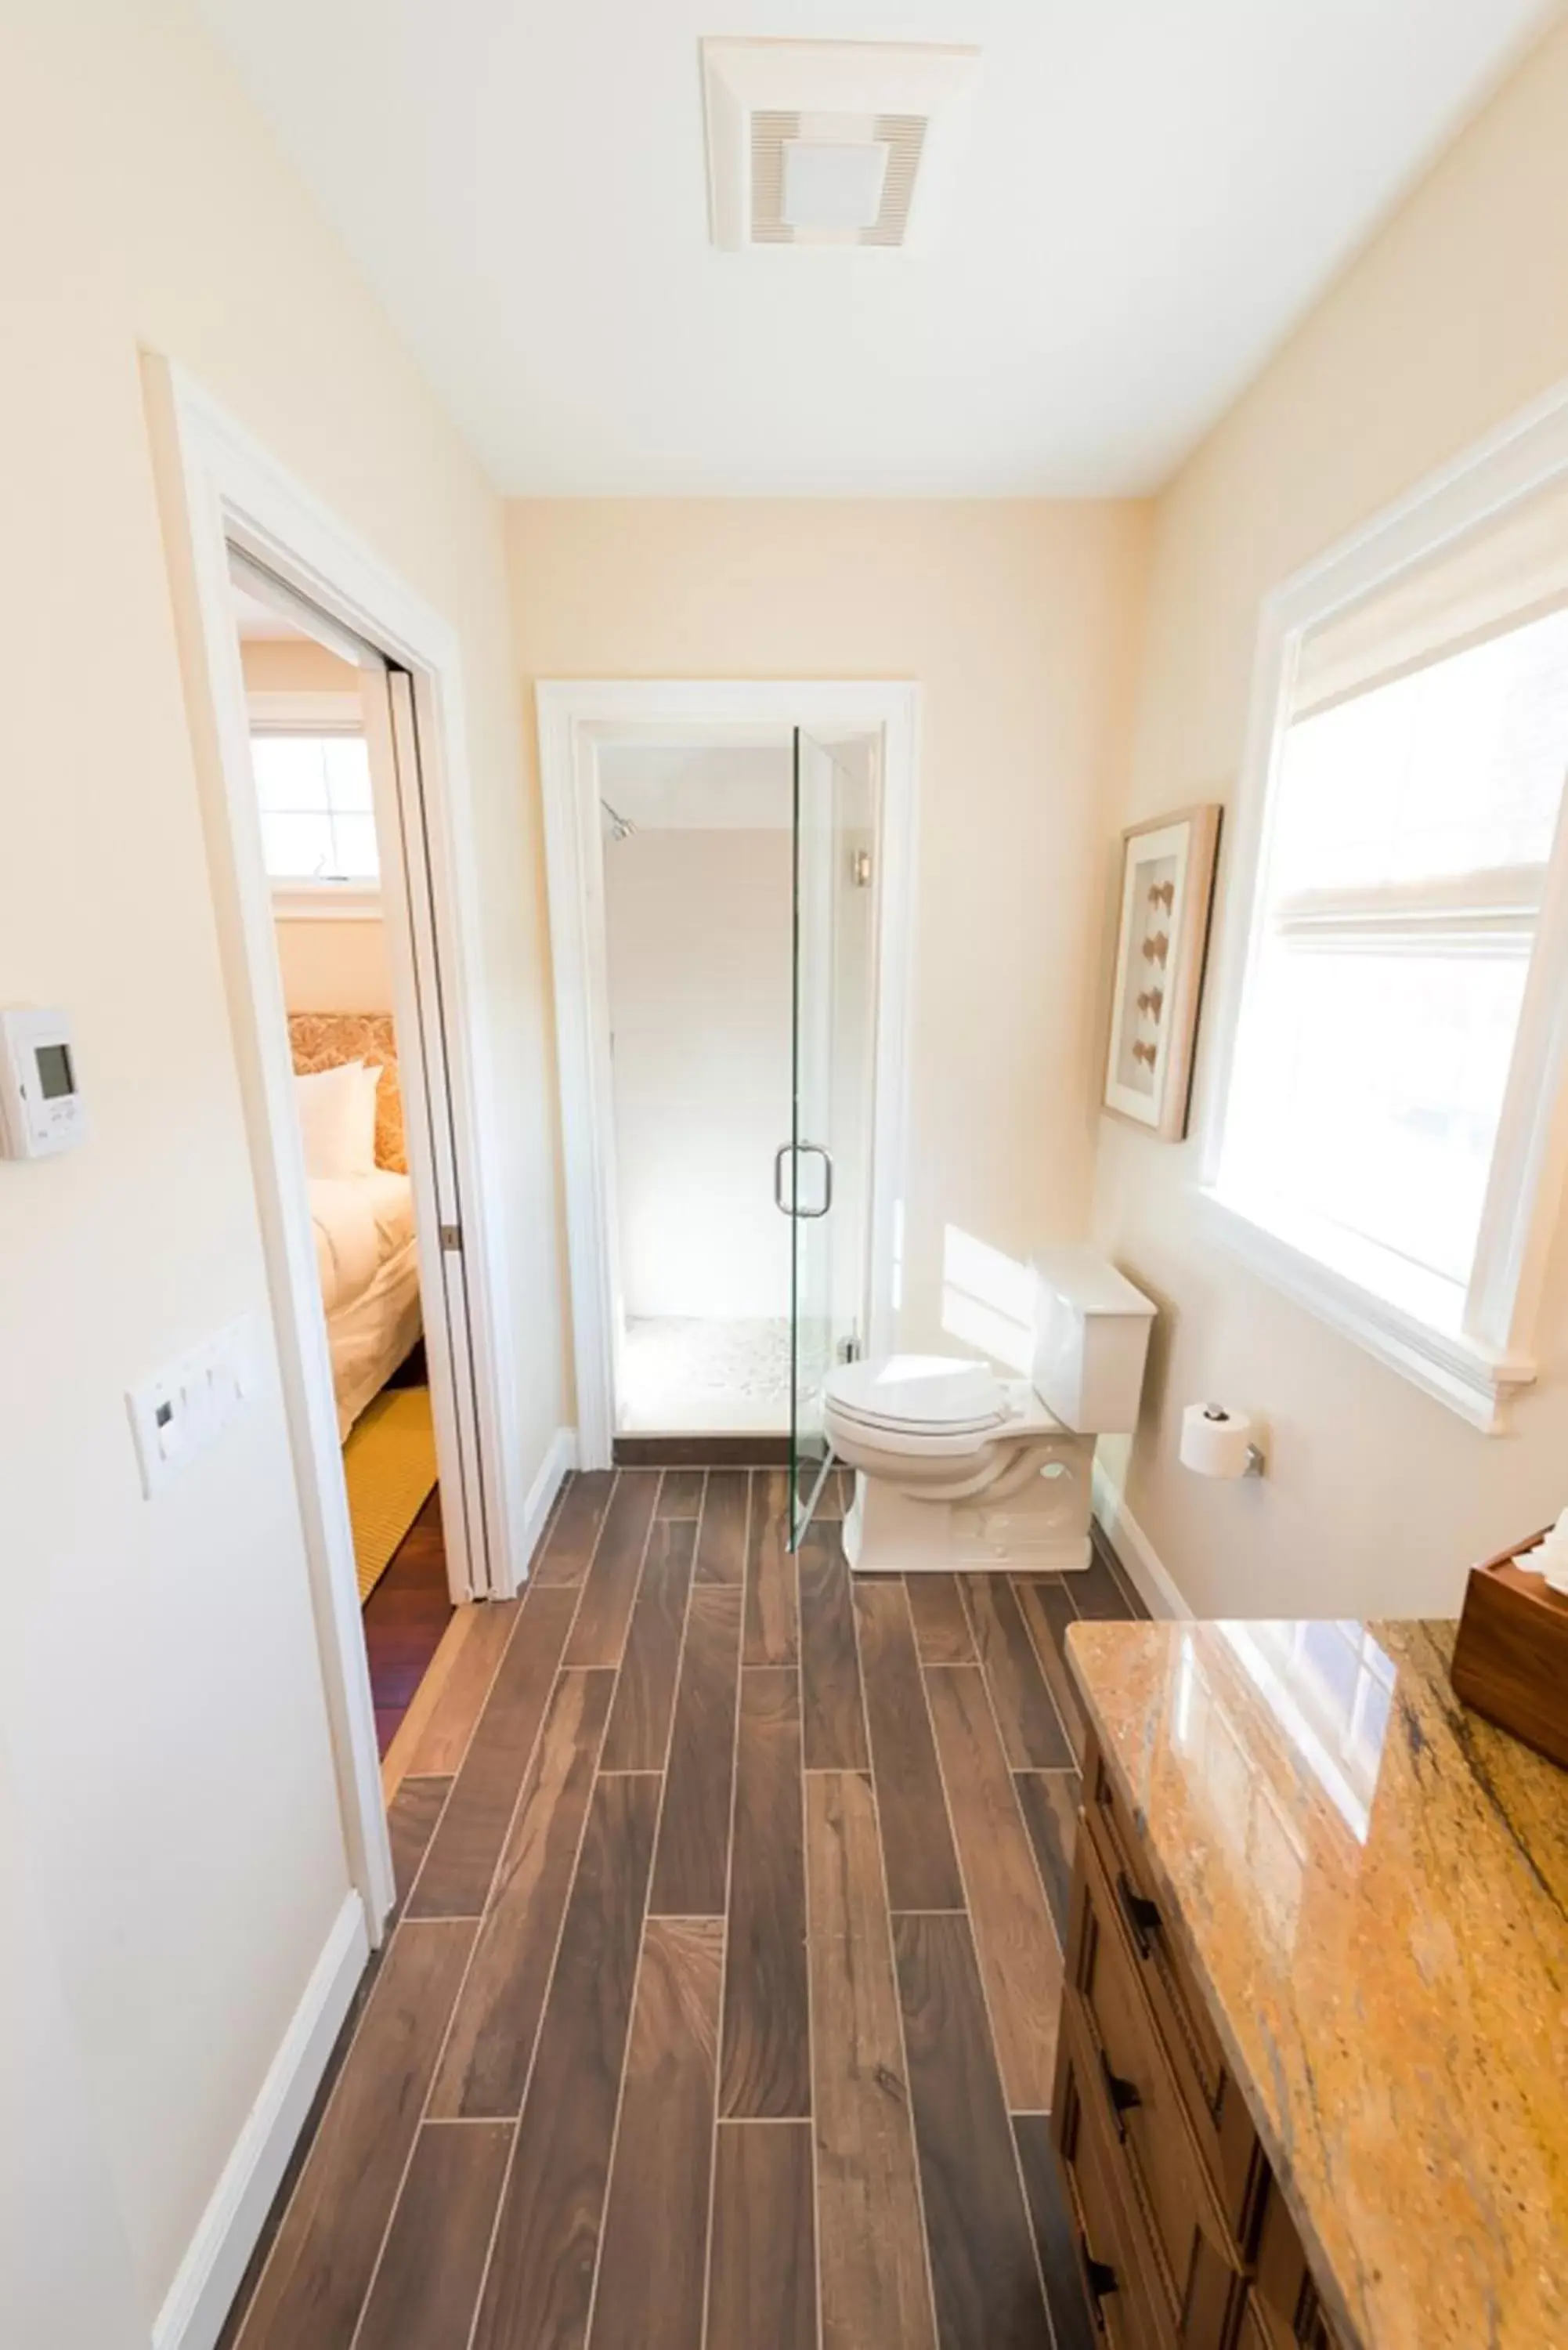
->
[{"left": 1102, "top": 803, "right": 1223, "bottom": 1140}]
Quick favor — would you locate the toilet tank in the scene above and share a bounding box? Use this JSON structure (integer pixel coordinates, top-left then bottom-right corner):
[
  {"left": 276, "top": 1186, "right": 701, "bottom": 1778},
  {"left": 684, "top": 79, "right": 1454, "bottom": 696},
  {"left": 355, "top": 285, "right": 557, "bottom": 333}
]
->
[{"left": 1031, "top": 1247, "right": 1156, "bottom": 1434}]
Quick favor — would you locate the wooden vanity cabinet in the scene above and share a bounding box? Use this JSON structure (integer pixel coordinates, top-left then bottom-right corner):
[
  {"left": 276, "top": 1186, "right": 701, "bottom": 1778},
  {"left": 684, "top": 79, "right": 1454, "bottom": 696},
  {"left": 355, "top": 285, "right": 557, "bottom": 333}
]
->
[{"left": 1053, "top": 1732, "right": 1345, "bottom": 2350}]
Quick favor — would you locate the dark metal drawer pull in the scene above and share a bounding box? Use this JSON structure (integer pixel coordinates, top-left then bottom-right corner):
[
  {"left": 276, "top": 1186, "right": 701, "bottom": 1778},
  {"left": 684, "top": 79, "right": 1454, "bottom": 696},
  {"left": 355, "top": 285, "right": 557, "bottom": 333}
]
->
[
  {"left": 1077, "top": 2234, "right": 1119, "bottom": 2332},
  {"left": 1116, "top": 1868, "right": 1162, "bottom": 1959},
  {"left": 1098, "top": 2047, "right": 1143, "bottom": 2142}
]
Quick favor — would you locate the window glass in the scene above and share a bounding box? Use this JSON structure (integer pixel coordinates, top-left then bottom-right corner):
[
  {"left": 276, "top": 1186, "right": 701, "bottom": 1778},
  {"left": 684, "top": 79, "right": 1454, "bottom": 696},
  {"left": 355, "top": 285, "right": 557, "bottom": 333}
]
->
[
  {"left": 1219, "top": 592, "right": 1568, "bottom": 1311},
  {"left": 251, "top": 734, "right": 378, "bottom": 881}
]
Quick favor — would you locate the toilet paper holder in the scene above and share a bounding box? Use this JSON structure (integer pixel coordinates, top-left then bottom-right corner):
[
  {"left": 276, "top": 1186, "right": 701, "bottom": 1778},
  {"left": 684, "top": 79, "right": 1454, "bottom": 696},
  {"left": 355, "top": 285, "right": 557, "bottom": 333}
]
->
[{"left": 1183, "top": 1401, "right": 1266, "bottom": 1479}]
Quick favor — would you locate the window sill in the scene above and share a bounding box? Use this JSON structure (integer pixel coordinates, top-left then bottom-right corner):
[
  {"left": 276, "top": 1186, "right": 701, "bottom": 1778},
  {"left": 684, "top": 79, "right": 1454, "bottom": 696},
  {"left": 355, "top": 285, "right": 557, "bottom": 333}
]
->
[
  {"left": 1196, "top": 1188, "right": 1536, "bottom": 1434},
  {"left": 270, "top": 883, "right": 382, "bottom": 921}
]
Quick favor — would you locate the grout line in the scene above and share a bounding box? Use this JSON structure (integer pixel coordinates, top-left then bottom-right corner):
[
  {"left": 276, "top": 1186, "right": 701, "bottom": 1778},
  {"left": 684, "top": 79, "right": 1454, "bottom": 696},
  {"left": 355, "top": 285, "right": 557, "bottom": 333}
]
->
[
  {"left": 1004, "top": 1575, "right": 1078, "bottom": 1778},
  {"left": 585, "top": 1473, "right": 715, "bottom": 2350},
  {"left": 702, "top": 1460, "right": 750, "bottom": 2184},
  {"left": 398, "top": 1479, "right": 613, "bottom": 1920},
  {"left": 454, "top": 1474, "right": 627, "bottom": 2350},
  {"left": 421, "top": 1466, "right": 572, "bottom": 1769},
  {"left": 713, "top": 2112, "right": 816, "bottom": 2127},
  {"left": 228, "top": 1482, "right": 587, "bottom": 2349},
  {"left": 845, "top": 1574, "right": 939, "bottom": 2350},
  {"left": 919, "top": 1601, "right": 1060, "bottom": 2345},
  {"left": 349, "top": 1503, "right": 623, "bottom": 2350},
  {"left": 788, "top": 1472, "right": 823, "bottom": 2350}
]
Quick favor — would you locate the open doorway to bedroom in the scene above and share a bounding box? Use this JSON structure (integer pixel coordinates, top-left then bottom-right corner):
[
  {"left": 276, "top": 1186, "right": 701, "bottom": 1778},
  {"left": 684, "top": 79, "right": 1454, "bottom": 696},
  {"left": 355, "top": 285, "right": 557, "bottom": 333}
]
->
[{"left": 224, "top": 564, "right": 460, "bottom": 1755}]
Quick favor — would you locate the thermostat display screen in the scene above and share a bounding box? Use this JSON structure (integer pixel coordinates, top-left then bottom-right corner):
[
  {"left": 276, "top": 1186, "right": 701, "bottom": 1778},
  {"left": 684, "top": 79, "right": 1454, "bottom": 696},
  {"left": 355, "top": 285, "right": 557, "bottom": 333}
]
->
[{"left": 36, "top": 1043, "right": 74, "bottom": 1101}]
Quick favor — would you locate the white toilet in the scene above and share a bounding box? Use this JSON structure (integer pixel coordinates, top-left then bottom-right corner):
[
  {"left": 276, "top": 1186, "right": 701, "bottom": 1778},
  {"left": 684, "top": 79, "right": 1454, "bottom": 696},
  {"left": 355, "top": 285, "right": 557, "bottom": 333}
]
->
[{"left": 826, "top": 1248, "right": 1155, "bottom": 1574}]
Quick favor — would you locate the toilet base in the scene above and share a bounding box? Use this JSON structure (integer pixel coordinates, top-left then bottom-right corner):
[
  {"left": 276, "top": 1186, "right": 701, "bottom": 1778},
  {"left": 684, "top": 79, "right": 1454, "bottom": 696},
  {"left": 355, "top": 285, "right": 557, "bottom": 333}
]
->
[{"left": 840, "top": 1436, "right": 1096, "bottom": 1575}]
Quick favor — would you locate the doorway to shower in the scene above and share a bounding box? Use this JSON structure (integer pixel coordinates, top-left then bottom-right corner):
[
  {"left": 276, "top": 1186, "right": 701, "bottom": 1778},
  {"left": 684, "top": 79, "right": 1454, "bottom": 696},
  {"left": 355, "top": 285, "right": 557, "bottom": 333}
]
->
[{"left": 537, "top": 683, "right": 918, "bottom": 1544}]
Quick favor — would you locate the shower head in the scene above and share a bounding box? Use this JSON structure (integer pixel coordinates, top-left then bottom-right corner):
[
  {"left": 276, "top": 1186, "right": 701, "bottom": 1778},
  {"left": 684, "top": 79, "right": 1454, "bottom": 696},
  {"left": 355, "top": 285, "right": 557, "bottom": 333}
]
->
[{"left": 601, "top": 797, "right": 637, "bottom": 843}]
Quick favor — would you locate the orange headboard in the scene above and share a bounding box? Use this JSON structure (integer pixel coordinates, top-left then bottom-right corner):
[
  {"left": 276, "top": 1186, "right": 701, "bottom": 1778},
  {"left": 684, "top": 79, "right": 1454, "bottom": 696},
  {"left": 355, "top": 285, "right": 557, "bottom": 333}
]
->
[{"left": 287, "top": 1012, "right": 406, "bottom": 1173}]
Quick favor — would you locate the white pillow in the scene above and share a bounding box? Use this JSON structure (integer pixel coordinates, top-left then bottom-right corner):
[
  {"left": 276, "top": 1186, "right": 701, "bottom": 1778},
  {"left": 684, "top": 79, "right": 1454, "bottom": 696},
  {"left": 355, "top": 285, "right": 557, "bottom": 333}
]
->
[{"left": 295, "top": 1060, "right": 380, "bottom": 1180}]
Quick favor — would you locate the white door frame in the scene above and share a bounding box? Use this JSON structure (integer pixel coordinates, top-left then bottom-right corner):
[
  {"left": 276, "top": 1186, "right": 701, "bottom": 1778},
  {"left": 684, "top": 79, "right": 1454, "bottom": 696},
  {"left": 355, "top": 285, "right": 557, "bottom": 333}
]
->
[
  {"left": 537, "top": 679, "right": 921, "bottom": 1469},
  {"left": 143, "top": 357, "right": 529, "bottom": 1932}
]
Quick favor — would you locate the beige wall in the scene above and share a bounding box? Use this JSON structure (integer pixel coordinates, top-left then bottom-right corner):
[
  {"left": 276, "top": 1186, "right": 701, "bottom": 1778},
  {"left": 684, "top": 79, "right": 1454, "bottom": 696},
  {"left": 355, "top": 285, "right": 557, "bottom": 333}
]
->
[
  {"left": 1094, "top": 18, "right": 1568, "bottom": 1621},
  {"left": 239, "top": 634, "right": 361, "bottom": 693},
  {"left": 0, "top": 4, "right": 563, "bottom": 2336},
  {"left": 274, "top": 913, "right": 395, "bottom": 1012},
  {"left": 508, "top": 499, "right": 1153, "bottom": 1361}
]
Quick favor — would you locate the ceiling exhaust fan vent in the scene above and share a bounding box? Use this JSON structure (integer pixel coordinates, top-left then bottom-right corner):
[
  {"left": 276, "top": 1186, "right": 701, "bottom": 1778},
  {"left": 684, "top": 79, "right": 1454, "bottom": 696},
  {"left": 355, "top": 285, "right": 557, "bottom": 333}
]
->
[
  {"left": 747, "top": 110, "right": 928, "bottom": 248},
  {"left": 703, "top": 40, "right": 979, "bottom": 254}
]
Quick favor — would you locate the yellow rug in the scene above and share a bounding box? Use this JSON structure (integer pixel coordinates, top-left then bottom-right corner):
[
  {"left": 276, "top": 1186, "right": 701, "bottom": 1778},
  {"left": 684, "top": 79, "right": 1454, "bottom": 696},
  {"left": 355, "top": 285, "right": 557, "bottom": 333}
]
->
[{"left": 343, "top": 1385, "right": 439, "bottom": 1603}]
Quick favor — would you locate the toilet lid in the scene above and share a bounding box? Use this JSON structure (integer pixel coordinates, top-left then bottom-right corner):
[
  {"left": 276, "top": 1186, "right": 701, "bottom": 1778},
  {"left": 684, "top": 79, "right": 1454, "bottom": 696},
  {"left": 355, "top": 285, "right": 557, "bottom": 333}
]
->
[{"left": 824, "top": 1354, "right": 1009, "bottom": 1434}]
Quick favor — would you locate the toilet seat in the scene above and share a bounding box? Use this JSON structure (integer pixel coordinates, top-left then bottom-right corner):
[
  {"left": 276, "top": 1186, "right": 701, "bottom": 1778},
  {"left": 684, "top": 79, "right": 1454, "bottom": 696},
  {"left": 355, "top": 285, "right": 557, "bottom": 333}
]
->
[
  {"left": 824, "top": 1354, "right": 1009, "bottom": 1437},
  {"left": 824, "top": 1355, "right": 1064, "bottom": 1462}
]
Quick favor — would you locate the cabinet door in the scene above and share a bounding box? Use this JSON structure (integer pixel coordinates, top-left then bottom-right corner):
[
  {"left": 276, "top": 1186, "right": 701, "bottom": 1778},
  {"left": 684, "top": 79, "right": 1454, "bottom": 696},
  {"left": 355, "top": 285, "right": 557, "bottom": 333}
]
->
[{"left": 1053, "top": 2011, "right": 1173, "bottom": 2349}]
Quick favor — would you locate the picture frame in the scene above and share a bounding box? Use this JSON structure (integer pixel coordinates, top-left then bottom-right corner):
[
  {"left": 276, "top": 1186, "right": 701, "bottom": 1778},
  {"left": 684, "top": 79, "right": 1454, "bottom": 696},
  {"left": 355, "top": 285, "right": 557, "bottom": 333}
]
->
[{"left": 1102, "top": 802, "right": 1223, "bottom": 1141}]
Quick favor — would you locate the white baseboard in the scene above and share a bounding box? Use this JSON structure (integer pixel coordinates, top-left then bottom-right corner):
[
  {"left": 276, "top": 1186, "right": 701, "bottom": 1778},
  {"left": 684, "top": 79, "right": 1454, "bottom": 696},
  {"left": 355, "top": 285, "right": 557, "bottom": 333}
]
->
[
  {"left": 517, "top": 1425, "right": 577, "bottom": 1581},
  {"left": 152, "top": 1893, "right": 369, "bottom": 2350},
  {"left": 1092, "top": 1464, "right": 1191, "bottom": 1620}
]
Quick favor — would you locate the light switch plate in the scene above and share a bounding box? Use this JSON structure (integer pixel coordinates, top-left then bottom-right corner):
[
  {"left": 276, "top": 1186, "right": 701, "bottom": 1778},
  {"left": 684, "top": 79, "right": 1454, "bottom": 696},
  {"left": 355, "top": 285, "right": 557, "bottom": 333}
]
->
[{"left": 128, "top": 1315, "right": 256, "bottom": 1498}]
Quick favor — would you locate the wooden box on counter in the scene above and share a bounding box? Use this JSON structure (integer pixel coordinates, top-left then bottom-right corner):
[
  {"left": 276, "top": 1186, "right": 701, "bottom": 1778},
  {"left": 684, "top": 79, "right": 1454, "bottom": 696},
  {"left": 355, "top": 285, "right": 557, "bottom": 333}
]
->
[{"left": 1450, "top": 1528, "right": 1568, "bottom": 1771}]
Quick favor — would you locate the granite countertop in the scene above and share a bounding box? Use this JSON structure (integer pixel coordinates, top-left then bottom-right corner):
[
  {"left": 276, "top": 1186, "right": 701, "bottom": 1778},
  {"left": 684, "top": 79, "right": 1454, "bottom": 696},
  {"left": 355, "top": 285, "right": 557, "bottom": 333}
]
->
[{"left": 1065, "top": 1614, "right": 1568, "bottom": 2350}]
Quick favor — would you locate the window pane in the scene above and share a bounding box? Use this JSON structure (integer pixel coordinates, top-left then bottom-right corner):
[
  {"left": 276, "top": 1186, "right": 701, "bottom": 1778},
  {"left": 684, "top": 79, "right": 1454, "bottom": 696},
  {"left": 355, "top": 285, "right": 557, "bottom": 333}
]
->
[
  {"left": 260, "top": 810, "right": 336, "bottom": 879},
  {"left": 321, "top": 735, "right": 374, "bottom": 814},
  {"left": 327, "top": 812, "right": 380, "bottom": 880},
  {"left": 1223, "top": 598, "right": 1568, "bottom": 1300},
  {"left": 1275, "top": 606, "right": 1568, "bottom": 897},
  {"left": 1226, "top": 942, "right": 1529, "bottom": 1286},
  {"left": 251, "top": 735, "right": 331, "bottom": 813}
]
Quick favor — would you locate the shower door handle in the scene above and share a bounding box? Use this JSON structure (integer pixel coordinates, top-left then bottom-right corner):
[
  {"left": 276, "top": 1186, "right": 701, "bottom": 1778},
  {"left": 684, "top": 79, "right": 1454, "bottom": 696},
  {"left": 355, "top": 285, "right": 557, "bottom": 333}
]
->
[
  {"left": 773, "top": 1143, "right": 834, "bottom": 1217},
  {"left": 796, "top": 1143, "right": 833, "bottom": 1218}
]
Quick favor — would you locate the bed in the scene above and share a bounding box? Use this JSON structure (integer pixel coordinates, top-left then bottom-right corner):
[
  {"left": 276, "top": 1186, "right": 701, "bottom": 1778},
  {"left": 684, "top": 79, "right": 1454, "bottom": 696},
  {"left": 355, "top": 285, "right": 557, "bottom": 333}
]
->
[{"left": 289, "top": 1013, "right": 424, "bottom": 1437}]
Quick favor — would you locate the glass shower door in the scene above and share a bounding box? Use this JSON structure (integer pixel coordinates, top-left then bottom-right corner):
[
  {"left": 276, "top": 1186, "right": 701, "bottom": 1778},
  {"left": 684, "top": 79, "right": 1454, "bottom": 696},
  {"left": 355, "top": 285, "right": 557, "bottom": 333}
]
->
[{"left": 787, "top": 726, "right": 872, "bottom": 1546}]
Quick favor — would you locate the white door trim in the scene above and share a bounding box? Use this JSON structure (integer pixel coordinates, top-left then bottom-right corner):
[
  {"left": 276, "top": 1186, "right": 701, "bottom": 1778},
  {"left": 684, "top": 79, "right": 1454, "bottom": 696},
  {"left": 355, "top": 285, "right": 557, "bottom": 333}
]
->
[
  {"left": 536, "top": 678, "right": 921, "bottom": 1469},
  {"left": 142, "top": 356, "right": 529, "bottom": 1933}
]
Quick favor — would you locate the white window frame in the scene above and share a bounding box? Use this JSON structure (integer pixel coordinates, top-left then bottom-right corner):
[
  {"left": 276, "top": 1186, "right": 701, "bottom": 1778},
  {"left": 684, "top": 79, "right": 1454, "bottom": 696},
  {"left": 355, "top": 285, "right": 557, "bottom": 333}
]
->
[
  {"left": 247, "top": 689, "right": 383, "bottom": 914},
  {"left": 1202, "top": 378, "right": 1568, "bottom": 1434}
]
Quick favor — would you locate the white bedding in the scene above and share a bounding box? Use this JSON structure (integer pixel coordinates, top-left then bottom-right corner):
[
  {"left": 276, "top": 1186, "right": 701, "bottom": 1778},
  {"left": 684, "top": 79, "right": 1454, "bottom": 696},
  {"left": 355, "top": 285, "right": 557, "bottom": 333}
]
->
[{"left": 309, "top": 1170, "right": 423, "bottom": 1434}]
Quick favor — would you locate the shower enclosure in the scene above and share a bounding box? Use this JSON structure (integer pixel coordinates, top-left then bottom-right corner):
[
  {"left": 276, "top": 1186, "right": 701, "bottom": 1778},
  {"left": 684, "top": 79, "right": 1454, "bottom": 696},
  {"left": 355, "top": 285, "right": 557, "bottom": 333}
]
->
[{"left": 539, "top": 681, "right": 916, "bottom": 1507}]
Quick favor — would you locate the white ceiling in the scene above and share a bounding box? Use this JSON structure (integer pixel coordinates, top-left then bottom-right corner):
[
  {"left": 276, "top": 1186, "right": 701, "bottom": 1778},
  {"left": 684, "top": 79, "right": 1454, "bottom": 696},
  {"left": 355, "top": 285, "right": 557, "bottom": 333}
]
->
[{"left": 197, "top": 0, "right": 1555, "bottom": 496}]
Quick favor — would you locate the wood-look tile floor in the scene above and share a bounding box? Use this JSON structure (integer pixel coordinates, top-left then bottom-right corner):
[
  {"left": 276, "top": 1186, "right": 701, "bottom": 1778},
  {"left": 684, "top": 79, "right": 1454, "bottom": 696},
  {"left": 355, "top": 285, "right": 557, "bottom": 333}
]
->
[{"left": 222, "top": 1467, "right": 1146, "bottom": 2350}]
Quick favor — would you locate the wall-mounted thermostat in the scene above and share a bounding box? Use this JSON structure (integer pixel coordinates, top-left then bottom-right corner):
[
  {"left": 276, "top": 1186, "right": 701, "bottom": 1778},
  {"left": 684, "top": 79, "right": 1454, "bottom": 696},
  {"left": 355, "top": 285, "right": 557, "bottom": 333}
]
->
[{"left": 0, "top": 1007, "right": 88, "bottom": 1159}]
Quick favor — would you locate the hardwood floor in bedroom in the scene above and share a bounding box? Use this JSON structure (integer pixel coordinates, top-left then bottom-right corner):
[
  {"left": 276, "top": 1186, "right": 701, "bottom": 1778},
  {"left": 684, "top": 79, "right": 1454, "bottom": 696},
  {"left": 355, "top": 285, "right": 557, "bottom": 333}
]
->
[
  {"left": 220, "top": 1467, "right": 1146, "bottom": 2350},
  {"left": 362, "top": 1485, "right": 453, "bottom": 1755}
]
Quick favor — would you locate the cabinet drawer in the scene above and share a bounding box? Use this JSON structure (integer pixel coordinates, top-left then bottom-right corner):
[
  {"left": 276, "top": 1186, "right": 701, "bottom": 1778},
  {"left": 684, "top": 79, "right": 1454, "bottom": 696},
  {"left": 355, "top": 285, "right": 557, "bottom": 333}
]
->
[
  {"left": 1084, "top": 1738, "right": 1263, "bottom": 2238},
  {"left": 1069, "top": 1832, "right": 1246, "bottom": 2341},
  {"left": 1053, "top": 2002, "right": 1175, "bottom": 2350}
]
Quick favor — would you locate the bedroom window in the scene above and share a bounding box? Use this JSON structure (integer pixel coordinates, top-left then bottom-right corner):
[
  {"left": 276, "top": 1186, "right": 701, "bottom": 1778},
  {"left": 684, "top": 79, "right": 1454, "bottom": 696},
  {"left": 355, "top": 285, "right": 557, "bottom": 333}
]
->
[
  {"left": 1209, "top": 432, "right": 1568, "bottom": 1430},
  {"left": 252, "top": 732, "right": 379, "bottom": 884}
]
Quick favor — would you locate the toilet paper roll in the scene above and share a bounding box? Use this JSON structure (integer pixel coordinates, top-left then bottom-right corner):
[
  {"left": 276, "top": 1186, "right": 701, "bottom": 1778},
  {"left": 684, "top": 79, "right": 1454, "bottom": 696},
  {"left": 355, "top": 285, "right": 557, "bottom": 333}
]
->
[{"left": 1180, "top": 1401, "right": 1258, "bottom": 1480}]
